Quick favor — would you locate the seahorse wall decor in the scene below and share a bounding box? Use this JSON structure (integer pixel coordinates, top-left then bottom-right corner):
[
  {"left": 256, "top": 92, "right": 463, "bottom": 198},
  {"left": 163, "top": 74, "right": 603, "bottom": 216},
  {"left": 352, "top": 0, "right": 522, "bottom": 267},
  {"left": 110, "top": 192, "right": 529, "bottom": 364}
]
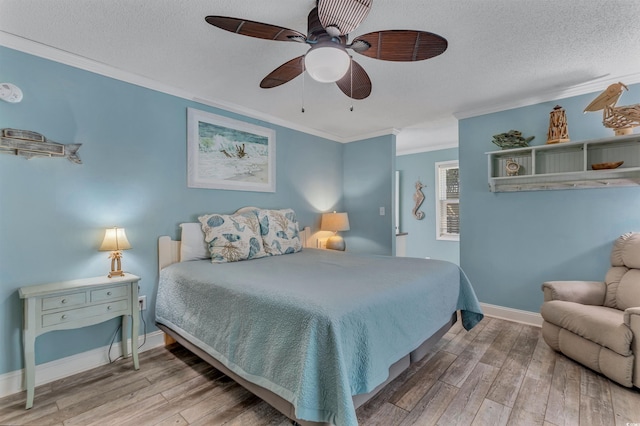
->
[{"left": 412, "top": 180, "right": 425, "bottom": 220}]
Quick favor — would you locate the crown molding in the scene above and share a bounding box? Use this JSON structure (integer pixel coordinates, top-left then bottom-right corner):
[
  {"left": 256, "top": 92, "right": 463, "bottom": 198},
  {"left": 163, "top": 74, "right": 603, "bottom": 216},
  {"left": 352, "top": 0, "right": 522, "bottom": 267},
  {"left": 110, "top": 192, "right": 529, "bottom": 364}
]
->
[
  {"left": 0, "top": 31, "right": 353, "bottom": 143},
  {"left": 0, "top": 31, "right": 195, "bottom": 100},
  {"left": 396, "top": 140, "right": 458, "bottom": 156},
  {"left": 338, "top": 127, "right": 400, "bottom": 143},
  {"left": 8, "top": 30, "right": 622, "bottom": 147},
  {"left": 191, "top": 96, "right": 345, "bottom": 142},
  {"left": 454, "top": 73, "right": 640, "bottom": 120}
]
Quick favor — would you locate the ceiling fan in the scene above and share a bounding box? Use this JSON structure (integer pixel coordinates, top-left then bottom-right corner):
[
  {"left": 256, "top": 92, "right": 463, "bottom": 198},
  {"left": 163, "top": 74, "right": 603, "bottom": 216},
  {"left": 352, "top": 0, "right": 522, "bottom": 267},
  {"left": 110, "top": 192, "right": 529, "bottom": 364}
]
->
[{"left": 205, "top": 0, "right": 448, "bottom": 100}]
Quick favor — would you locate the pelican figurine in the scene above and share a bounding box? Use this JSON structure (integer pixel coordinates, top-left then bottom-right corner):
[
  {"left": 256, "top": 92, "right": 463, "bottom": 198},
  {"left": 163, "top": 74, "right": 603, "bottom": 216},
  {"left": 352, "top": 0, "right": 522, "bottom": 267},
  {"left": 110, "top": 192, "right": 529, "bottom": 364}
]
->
[{"left": 584, "top": 82, "right": 640, "bottom": 136}]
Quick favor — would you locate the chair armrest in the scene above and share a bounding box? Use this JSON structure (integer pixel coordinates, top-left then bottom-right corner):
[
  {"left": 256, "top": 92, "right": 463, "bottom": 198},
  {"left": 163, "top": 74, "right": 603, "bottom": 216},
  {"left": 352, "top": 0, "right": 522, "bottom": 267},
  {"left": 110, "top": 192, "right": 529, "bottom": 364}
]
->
[
  {"left": 624, "top": 307, "right": 640, "bottom": 387},
  {"left": 624, "top": 307, "right": 640, "bottom": 327},
  {"left": 541, "top": 281, "right": 606, "bottom": 305}
]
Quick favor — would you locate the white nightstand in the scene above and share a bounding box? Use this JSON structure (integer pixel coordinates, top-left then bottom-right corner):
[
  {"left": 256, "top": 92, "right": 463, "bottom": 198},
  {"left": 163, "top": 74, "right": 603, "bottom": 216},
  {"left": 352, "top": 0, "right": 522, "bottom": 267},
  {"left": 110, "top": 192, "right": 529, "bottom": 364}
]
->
[{"left": 18, "top": 273, "right": 141, "bottom": 409}]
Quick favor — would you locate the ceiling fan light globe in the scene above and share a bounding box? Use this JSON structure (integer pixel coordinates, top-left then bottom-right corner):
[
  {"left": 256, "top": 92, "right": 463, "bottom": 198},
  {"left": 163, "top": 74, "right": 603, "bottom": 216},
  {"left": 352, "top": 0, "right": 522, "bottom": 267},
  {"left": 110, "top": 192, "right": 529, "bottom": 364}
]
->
[{"left": 304, "top": 46, "right": 350, "bottom": 83}]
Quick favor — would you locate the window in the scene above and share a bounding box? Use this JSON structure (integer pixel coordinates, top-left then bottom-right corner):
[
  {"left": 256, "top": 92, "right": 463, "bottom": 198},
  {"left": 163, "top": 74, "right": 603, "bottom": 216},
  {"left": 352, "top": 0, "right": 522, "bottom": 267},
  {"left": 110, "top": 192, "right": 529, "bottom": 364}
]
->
[{"left": 435, "top": 161, "right": 459, "bottom": 241}]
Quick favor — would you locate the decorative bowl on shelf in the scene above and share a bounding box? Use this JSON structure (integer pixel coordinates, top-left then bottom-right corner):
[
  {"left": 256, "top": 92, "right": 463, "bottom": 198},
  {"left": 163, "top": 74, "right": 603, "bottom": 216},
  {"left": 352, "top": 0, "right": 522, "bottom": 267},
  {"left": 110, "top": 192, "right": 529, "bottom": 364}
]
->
[{"left": 591, "top": 161, "right": 624, "bottom": 170}]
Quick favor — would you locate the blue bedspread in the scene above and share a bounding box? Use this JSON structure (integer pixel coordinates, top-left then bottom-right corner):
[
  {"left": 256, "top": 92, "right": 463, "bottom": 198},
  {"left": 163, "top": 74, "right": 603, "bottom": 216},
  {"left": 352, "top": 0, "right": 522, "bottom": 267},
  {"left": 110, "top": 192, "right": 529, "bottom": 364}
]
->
[{"left": 156, "top": 248, "right": 483, "bottom": 426}]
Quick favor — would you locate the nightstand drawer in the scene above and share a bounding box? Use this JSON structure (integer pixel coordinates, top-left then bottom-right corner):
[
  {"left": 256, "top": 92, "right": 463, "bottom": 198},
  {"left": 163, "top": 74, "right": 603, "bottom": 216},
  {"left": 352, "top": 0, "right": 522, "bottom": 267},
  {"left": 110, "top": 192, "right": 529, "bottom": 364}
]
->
[
  {"left": 41, "top": 299, "right": 129, "bottom": 328},
  {"left": 41, "top": 292, "right": 86, "bottom": 311},
  {"left": 91, "top": 285, "right": 128, "bottom": 302}
]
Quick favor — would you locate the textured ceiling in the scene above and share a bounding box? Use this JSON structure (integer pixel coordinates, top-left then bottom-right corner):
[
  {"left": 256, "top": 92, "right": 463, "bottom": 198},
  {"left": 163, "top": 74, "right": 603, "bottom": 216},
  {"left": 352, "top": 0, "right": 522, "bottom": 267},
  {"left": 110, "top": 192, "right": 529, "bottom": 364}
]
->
[{"left": 1, "top": 0, "right": 640, "bottom": 153}]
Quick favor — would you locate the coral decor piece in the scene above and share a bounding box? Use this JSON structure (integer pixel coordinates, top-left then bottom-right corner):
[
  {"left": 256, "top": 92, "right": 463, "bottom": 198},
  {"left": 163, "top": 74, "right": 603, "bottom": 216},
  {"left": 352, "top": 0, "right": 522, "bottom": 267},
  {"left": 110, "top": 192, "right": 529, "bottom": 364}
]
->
[
  {"left": 546, "top": 105, "right": 570, "bottom": 144},
  {"left": 584, "top": 82, "right": 640, "bottom": 136},
  {"left": 492, "top": 130, "right": 534, "bottom": 149}
]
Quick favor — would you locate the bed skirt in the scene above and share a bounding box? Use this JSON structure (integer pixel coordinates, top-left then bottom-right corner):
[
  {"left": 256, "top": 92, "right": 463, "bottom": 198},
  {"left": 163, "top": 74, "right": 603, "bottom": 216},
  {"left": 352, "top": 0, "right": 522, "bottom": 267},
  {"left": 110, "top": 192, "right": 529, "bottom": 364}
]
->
[{"left": 156, "top": 311, "right": 457, "bottom": 426}]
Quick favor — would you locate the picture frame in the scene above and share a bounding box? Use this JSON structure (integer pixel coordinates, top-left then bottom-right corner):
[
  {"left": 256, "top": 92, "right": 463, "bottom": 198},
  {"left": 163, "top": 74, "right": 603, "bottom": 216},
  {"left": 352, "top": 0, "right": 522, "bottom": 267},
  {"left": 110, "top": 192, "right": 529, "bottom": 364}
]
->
[{"left": 187, "top": 108, "right": 276, "bottom": 192}]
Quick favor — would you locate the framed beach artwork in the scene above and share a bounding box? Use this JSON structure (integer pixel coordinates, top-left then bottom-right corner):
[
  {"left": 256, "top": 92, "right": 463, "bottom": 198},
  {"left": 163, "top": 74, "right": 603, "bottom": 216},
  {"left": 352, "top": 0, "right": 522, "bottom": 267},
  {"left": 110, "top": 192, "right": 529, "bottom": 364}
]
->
[{"left": 187, "top": 108, "right": 276, "bottom": 192}]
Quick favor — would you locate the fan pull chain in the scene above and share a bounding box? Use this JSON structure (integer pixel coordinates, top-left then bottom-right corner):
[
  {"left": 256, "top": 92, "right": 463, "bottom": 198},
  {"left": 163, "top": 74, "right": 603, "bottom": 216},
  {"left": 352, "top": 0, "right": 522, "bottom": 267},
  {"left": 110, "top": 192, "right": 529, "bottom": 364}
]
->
[
  {"left": 349, "top": 55, "right": 354, "bottom": 112},
  {"left": 301, "top": 58, "right": 306, "bottom": 113}
]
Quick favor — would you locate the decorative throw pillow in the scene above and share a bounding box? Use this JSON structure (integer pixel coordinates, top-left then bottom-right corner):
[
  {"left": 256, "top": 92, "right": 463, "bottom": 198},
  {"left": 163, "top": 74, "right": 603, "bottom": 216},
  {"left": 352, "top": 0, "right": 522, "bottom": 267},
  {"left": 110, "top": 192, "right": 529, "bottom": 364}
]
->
[
  {"left": 198, "top": 213, "right": 266, "bottom": 263},
  {"left": 257, "top": 209, "right": 303, "bottom": 255}
]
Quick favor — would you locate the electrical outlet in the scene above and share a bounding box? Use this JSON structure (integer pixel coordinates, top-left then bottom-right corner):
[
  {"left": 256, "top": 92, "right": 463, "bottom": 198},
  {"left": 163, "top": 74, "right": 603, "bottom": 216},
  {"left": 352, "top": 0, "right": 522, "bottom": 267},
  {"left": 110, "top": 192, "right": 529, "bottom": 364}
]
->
[{"left": 138, "top": 295, "right": 147, "bottom": 311}]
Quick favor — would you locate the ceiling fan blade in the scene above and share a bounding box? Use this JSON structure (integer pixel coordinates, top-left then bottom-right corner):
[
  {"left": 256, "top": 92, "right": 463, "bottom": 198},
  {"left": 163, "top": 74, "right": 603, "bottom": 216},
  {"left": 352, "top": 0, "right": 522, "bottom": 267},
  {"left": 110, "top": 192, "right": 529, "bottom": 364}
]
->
[
  {"left": 317, "top": 0, "right": 372, "bottom": 36},
  {"left": 205, "top": 16, "right": 306, "bottom": 42},
  {"left": 336, "top": 60, "right": 372, "bottom": 100},
  {"left": 352, "top": 30, "right": 447, "bottom": 61},
  {"left": 260, "top": 56, "right": 305, "bottom": 88}
]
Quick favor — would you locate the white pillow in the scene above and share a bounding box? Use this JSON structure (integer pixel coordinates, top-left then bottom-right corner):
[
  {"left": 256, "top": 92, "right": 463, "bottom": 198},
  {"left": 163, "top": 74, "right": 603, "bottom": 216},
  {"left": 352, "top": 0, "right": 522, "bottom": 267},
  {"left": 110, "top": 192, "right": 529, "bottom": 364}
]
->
[{"left": 179, "top": 223, "right": 209, "bottom": 262}]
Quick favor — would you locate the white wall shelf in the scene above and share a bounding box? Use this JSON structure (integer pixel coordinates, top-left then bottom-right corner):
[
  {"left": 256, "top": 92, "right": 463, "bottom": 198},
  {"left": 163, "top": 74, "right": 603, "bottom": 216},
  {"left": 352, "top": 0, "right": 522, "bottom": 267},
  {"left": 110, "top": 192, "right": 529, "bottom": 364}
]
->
[{"left": 486, "top": 133, "right": 640, "bottom": 192}]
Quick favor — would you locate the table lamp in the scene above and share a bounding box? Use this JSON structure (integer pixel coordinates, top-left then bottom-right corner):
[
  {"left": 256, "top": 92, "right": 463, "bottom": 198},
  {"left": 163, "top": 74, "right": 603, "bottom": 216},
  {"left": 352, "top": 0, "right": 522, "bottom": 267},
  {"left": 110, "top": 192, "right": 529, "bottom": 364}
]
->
[
  {"left": 321, "top": 212, "right": 350, "bottom": 251},
  {"left": 99, "top": 227, "right": 131, "bottom": 277}
]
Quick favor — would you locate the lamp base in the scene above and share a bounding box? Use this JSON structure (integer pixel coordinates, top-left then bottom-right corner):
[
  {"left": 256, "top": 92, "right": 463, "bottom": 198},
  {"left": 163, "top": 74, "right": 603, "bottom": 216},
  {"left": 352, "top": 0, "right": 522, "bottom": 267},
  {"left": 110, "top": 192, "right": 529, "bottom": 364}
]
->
[
  {"left": 326, "top": 235, "right": 346, "bottom": 251},
  {"left": 108, "top": 251, "right": 125, "bottom": 278},
  {"left": 108, "top": 270, "right": 125, "bottom": 278}
]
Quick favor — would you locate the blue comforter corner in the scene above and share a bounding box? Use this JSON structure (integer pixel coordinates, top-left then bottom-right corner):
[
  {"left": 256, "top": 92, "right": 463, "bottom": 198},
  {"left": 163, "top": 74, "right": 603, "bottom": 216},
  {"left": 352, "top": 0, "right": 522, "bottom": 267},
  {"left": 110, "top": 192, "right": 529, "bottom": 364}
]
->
[{"left": 156, "top": 249, "right": 483, "bottom": 426}]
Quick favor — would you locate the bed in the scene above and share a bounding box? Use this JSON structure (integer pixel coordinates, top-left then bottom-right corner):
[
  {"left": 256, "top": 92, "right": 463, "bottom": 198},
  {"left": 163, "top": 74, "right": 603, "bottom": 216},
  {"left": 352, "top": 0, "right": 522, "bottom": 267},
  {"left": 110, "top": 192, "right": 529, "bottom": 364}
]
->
[{"left": 155, "top": 209, "right": 483, "bottom": 426}]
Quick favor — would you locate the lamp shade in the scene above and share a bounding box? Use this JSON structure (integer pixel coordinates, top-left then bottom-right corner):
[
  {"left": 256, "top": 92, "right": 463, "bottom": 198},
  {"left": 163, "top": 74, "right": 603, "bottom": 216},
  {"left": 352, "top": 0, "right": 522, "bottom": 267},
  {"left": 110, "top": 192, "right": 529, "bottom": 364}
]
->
[
  {"left": 321, "top": 212, "right": 350, "bottom": 232},
  {"left": 304, "top": 44, "right": 351, "bottom": 83},
  {"left": 99, "top": 227, "right": 132, "bottom": 251}
]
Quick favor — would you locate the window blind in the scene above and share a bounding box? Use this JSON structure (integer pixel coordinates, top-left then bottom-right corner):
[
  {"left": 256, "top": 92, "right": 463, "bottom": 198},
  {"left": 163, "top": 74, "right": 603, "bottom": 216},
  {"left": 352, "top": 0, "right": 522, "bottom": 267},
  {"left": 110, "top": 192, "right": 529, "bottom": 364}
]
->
[{"left": 437, "top": 163, "right": 459, "bottom": 238}]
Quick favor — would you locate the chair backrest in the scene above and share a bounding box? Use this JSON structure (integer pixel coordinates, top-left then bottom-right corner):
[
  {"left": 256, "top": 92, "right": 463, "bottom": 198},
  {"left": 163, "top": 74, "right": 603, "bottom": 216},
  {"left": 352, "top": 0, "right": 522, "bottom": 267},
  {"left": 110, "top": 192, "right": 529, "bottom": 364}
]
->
[{"left": 604, "top": 232, "right": 640, "bottom": 310}]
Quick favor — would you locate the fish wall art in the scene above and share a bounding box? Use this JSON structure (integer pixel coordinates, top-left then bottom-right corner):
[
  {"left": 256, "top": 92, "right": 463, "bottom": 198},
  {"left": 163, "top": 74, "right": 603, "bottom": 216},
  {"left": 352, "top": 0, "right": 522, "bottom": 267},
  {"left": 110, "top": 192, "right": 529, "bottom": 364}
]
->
[{"left": 0, "top": 128, "right": 82, "bottom": 164}]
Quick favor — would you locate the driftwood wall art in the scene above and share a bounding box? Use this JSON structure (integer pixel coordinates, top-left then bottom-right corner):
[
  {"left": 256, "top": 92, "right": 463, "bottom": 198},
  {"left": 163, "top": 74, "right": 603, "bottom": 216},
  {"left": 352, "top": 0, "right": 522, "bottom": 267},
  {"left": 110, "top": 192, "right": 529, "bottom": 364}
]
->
[
  {"left": 0, "top": 128, "right": 82, "bottom": 164},
  {"left": 412, "top": 180, "right": 425, "bottom": 220}
]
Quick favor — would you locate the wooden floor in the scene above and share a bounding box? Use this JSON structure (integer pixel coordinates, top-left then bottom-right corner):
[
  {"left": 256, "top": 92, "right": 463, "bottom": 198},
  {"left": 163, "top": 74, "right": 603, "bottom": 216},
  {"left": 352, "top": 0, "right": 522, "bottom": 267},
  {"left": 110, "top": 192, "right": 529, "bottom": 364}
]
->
[{"left": 2, "top": 317, "right": 640, "bottom": 426}]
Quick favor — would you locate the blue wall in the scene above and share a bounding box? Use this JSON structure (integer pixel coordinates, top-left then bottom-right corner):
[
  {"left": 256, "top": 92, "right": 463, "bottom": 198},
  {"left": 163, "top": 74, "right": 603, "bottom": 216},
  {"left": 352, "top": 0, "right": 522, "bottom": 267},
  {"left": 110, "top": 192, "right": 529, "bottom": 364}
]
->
[
  {"left": 396, "top": 148, "right": 459, "bottom": 264},
  {"left": 343, "top": 135, "right": 396, "bottom": 255},
  {"left": 0, "top": 46, "right": 348, "bottom": 375},
  {"left": 459, "top": 83, "right": 640, "bottom": 313}
]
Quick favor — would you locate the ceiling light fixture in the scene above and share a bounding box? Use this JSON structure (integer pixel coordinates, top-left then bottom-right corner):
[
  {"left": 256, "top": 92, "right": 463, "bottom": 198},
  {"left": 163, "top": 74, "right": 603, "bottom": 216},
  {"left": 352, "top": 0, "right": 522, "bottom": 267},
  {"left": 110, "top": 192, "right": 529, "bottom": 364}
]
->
[{"left": 304, "top": 43, "right": 350, "bottom": 83}]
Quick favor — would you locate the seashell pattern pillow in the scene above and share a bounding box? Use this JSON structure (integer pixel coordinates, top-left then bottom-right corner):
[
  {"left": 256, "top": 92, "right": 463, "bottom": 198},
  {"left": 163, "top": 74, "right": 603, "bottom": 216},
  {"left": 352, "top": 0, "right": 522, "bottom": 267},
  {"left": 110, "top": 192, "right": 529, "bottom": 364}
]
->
[
  {"left": 257, "top": 208, "right": 303, "bottom": 255},
  {"left": 198, "top": 213, "right": 267, "bottom": 263}
]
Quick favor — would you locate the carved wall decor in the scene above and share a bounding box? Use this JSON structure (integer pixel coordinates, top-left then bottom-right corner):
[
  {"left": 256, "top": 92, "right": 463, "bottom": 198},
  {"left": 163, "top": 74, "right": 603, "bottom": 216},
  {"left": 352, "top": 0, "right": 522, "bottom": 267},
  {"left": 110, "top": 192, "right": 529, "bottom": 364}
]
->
[
  {"left": 584, "top": 82, "right": 640, "bottom": 136},
  {"left": 546, "top": 105, "right": 570, "bottom": 144},
  {"left": 412, "top": 180, "right": 425, "bottom": 220},
  {"left": 0, "top": 128, "right": 82, "bottom": 164}
]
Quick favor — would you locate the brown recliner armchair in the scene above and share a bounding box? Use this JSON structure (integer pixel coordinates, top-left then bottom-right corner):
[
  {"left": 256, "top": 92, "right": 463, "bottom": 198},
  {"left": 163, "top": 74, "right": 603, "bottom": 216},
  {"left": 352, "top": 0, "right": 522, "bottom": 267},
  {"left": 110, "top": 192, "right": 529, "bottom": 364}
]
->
[{"left": 540, "top": 232, "right": 640, "bottom": 387}]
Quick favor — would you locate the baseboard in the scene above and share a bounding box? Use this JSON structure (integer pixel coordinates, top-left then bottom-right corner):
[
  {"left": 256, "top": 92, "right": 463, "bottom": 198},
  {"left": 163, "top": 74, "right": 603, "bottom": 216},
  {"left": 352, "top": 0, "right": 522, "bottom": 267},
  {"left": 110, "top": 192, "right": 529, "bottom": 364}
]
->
[
  {"left": 0, "top": 331, "right": 165, "bottom": 399},
  {"left": 480, "top": 302, "right": 543, "bottom": 327}
]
